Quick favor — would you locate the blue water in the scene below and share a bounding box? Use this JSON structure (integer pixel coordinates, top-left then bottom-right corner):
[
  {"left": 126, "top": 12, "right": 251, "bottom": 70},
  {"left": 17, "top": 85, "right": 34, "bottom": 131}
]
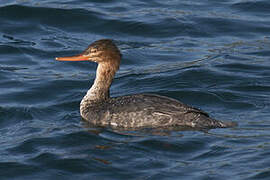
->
[{"left": 1, "top": 0, "right": 270, "bottom": 179}]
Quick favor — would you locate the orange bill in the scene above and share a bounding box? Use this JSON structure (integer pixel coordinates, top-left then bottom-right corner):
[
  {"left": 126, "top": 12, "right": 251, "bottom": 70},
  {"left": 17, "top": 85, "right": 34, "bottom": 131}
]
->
[{"left": 55, "top": 54, "right": 89, "bottom": 61}]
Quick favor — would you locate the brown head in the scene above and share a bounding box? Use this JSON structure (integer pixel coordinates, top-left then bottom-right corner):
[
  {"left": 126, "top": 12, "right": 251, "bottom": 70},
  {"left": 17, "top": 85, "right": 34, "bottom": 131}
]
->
[{"left": 56, "top": 39, "right": 122, "bottom": 71}]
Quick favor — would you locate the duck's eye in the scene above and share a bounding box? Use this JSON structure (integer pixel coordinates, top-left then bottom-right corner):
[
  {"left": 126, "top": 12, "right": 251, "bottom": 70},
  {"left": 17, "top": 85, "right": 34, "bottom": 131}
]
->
[{"left": 91, "top": 49, "right": 97, "bottom": 53}]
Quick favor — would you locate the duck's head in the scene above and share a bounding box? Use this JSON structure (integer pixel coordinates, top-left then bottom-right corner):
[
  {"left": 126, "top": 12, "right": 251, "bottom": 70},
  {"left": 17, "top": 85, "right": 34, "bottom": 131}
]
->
[{"left": 56, "top": 39, "right": 122, "bottom": 66}]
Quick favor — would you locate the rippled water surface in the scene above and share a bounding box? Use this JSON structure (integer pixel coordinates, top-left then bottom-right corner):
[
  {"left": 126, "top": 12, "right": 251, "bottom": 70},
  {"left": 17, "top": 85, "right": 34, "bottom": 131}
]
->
[{"left": 1, "top": 0, "right": 270, "bottom": 179}]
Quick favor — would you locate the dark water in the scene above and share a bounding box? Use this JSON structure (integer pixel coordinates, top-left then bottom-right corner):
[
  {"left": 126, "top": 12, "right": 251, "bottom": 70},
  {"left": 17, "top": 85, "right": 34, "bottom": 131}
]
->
[{"left": 1, "top": 0, "right": 270, "bottom": 179}]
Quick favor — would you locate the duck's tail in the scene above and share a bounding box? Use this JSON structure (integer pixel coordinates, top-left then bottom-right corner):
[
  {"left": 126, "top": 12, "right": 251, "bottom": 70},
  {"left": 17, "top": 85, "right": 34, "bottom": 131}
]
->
[{"left": 194, "top": 116, "right": 238, "bottom": 129}]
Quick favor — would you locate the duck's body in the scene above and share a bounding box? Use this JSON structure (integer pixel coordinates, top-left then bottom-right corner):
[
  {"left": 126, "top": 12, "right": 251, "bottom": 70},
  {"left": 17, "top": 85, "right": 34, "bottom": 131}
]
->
[
  {"left": 80, "top": 93, "right": 235, "bottom": 129},
  {"left": 56, "top": 39, "right": 236, "bottom": 130}
]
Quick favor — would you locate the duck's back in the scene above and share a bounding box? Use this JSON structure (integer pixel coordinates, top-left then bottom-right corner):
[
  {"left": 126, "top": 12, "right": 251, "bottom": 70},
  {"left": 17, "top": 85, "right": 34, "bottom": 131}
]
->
[{"left": 81, "top": 94, "right": 236, "bottom": 129}]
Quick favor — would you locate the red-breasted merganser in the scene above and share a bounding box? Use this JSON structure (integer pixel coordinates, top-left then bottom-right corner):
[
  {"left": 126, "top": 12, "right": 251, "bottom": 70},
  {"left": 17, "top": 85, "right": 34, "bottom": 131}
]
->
[{"left": 56, "top": 39, "right": 237, "bottom": 130}]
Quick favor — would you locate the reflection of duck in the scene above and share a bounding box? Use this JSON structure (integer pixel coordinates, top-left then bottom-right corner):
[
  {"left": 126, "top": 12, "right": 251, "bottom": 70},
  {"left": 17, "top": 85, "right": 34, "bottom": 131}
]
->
[{"left": 56, "top": 39, "right": 236, "bottom": 130}]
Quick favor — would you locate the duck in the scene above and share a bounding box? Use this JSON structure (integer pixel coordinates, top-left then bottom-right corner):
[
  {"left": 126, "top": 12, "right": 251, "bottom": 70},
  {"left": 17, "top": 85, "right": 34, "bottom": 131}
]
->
[{"left": 56, "top": 39, "right": 237, "bottom": 130}]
